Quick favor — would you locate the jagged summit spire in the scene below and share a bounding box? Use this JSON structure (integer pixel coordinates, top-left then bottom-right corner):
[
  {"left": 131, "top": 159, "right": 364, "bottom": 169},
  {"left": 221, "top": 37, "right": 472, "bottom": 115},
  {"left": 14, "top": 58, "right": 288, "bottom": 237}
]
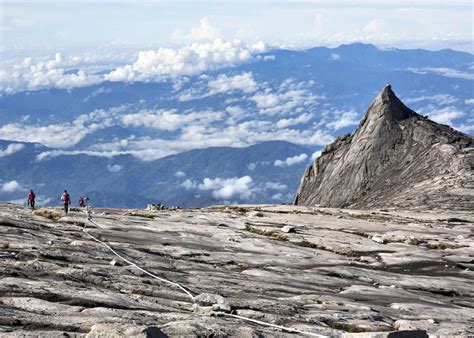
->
[
  {"left": 359, "top": 84, "right": 415, "bottom": 128},
  {"left": 294, "top": 83, "right": 473, "bottom": 210}
]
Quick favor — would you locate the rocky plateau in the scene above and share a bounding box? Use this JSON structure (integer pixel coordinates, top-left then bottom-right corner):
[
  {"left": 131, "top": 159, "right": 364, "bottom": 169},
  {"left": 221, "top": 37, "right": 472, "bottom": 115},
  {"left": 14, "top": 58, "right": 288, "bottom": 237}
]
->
[{"left": 0, "top": 203, "right": 473, "bottom": 337}]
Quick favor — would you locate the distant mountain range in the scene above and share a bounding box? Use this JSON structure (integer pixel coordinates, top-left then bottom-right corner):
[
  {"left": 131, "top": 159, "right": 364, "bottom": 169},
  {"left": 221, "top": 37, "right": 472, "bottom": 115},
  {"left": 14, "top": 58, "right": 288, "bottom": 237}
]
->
[
  {"left": 0, "top": 140, "right": 310, "bottom": 208},
  {"left": 0, "top": 43, "right": 472, "bottom": 207}
]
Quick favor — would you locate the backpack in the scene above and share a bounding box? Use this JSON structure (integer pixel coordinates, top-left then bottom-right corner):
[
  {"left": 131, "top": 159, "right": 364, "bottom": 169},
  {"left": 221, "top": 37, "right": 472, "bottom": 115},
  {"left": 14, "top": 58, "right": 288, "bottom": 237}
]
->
[{"left": 63, "top": 193, "right": 70, "bottom": 203}]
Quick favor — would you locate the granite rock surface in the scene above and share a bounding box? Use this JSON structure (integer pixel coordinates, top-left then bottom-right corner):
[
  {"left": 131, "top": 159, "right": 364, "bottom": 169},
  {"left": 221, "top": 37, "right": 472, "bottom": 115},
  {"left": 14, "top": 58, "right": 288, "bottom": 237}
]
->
[{"left": 0, "top": 203, "right": 473, "bottom": 336}]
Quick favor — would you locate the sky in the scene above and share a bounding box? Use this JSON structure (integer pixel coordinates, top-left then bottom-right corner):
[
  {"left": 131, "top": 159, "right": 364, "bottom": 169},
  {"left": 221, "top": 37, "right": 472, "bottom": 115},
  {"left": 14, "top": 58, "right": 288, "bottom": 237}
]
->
[{"left": 1, "top": 0, "right": 473, "bottom": 60}]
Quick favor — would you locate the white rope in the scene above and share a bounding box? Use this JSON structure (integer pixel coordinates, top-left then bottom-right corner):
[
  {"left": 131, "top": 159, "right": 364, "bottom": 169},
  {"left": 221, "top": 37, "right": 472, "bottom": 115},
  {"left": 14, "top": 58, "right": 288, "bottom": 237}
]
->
[
  {"left": 82, "top": 209, "right": 194, "bottom": 300},
  {"left": 80, "top": 207, "right": 328, "bottom": 337},
  {"left": 223, "top": 313, "right": 327, "bottom": 337}
]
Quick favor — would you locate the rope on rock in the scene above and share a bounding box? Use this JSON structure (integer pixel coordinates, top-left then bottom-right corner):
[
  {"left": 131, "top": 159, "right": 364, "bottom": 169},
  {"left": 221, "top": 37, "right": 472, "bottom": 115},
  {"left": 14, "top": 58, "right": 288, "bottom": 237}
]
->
[
  {"left": 80, "top": 206, "right": 328, "bottom": 338},
  {"left": 223, "top": 313, "right": 327, "bottom": 337},
  {"left": 82, "top": 207, "right": 194, "bottom": 301}
]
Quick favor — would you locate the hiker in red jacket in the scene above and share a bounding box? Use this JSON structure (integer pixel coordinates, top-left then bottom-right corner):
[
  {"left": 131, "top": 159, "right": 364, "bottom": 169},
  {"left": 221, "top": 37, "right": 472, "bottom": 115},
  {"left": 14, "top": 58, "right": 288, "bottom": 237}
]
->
[
  {"left": 27, "top": 189, "right": 36, "bottom": 210},
  {"left": 61, "top": 190, "right": 71, "bottom": 214}
]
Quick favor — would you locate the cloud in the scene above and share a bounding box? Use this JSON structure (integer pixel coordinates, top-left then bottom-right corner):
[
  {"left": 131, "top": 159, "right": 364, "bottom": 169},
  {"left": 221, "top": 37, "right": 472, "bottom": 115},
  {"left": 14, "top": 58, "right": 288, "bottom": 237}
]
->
[
  {"left": 263, "top": 182, "right": 287, "bottom": 191},
  {"left": 311, "top": 150, "right": 322, "bottom": 161},
  {"left": 2, "top": 180, "right": 21, "bottom": 192},
  {"left": 0, "top": 53, "right": 103, "bottom": 94},
  {"left": 428, "top": 108, "right": 465, "bottom": 125},
  {"left": 172, "top": 17, "right": 220, "bottom": 42},
  {"left": 274, "top": 153, "right": 308, "bottom": 167},
  {"left": 362, "top": 19, "right": 386, "bottom": 34},
  {"left": 408, "top": 67, "right": 474, "bottom": 80},
  {"left": 464, "top": 99, "right": 474, "bottom": 105},
  {"left": 1, "top": 39, "right": 267, "bottom": 94},
  {"left": 0, "top": 143, "right": 25, "bottom": 157},
  {"left": 247, "top": 162, "right": 257, "bottom": 171},
  {"left": 404, "top": 94, "right": 458, "bottom": 105},
  {"left": 121, "top": 109, "right": 223, "bottom": 131},
  {"left": 181, "top": 179, "right": 197, "bottom": 190},
  {"left": 178, "top": 72, "right": 260, "bottom": 101},
  {"left": 262, "top": 55, "right": 275, "bottom": 61},
  {"left": 174, "top": 170, "right": 186, "bottom": 178},
  {"left": 225, "top": 106, "right": 245, "bottom": 115},
  {"left": 189, "top": 17, "right": 220, "bottom": 41},
  {"left": 84, "top": 87, "right": 112, "bottom": 102},
  {"left": 457, "top": 123, "right": 474, "bottom": 134},
  {"left": 105, "top": 39, "right": 267, "bottom": 83},
  {"left": 276, "top": 113, "right": 313, "bottom": 128},
  {"left": 207, "top": 72, "right": 259, "bottom": 95},
  {"left": 107, "top": 164, "right": 123, "bottom": 173},
  {"left": 271, "top": 193, "right": 283, "bottom": 200},
  {"left": 250, "top": 79, "right": 318, "bottom": 116},
  {"left": 0, "top": 108, "right": 116, "bottom": 148},
  {"left": 198, "top": 176, "right": 254, "bottom": 199},
  {"left": 326, "top": 110, "right": 359, "bottom": 130},
  {"left": 251, "top": 91, "right": 280, "bottom": 109},
  {"left": 330, "top": 53, "right": 341, "bottom": 60}
]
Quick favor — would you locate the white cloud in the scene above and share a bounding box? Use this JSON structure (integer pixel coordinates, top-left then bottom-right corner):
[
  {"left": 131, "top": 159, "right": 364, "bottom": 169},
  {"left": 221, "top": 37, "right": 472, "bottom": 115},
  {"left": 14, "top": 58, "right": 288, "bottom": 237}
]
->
[
  {"left": 106, "top": 39, "right": 267, "bottom": 83},
  {"left": 84, "top": 87, "right": 112, "bottom": 102},
  {"left": 0, "top": 143, "right": 25, "bottom": 157},
  {"left": 311, "top": 150, "right": 322, "bottom": 161},
  {"left": 428, "top": 108, "right": 465, "bottom": 125},
  {"left": 362, "top": 19, "right": 386, "bottom": 34},
  {"left": 121, "top": 109, "right": 223, "bottom": 131},
  {"left": 0, "top": 108, "right": 116, "bottom": 148},
  {"left": 0, "top": 39, "right": 267, "bottom": 94},
  {"left": 172, "top": 17, "right": 220, "bottom": 42},
  {"left": 250, "top": 79, "right": 318, "bottom": 116},
  {"left": 264, "top": 182, "right": 287, "bottom": 191},
  {"left": 404, "top": 94, "right": 458, "bottom": 105},
  {"left": 276, "top": 113, "right": 313, "bottom": 128},
  {"left": 271, "top": 193, "right": 283, "bottom": 200},
  {"left": 330, "top": 53, "right": 341, "bottom": 60},
  {"left": 181, "top": 179, "right": 197, "bottom": 190},
  {"left": 457, "top": 123, "right": 474, "bottom": 134},
  {"left": 107, "top": 164, "right": 123, "bottom": 173},
  {"left": 247, "top": 162, "right": 257, "bottom": 171},
  {"left": 225, "top": 105, "right": 248, "bottom": 123},
  {"left": 0, "top": 53, "right": 103, "bottom": 94},
  {"left": 408, "top": 67, "right": 474, "bottom": 80},
  {"left": 198, "top": 176, "right": 254, "bottom": 200},
  {"left": 251, "top": 91, "right": 280, "bottom": 108},
  {"left": 464, "top": 99, "right": 474, "bottom": 105},
  {"left": 274, "top": 153, "right": 308, "bottom": 167},
  {"left": 189, "top": 17, "right": 220, "bottom": 41},
  {"left": 262, "top": 55, "right": 275, "bottom": 61},
  {"left": 207, "top": 72, "right": 259, "bottom": 95},
  {"left": 2, "top": 180, "right": 21, "bottom": 192},
  {"left": 326, "top": 110, "right": 359, "bottom": 130},
  {"left": 174, "top": 170, "right": 186, "bottom": 178}
]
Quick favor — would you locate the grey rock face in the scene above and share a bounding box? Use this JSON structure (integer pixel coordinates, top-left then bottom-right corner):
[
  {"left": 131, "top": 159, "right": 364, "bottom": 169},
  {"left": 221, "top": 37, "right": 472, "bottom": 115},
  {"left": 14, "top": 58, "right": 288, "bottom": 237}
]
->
[
  {"left": 1, "top": 203, "right": 473, "bottom": 336},
  {"left": 294, "top": 85, "right": 473, "bottom": 210}
]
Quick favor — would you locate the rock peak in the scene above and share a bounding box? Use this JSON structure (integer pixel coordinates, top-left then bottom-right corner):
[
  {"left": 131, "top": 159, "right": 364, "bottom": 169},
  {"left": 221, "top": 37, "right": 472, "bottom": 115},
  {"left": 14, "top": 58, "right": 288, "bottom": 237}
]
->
[
  {"left": 294, "top": 85, "right": 473, "bottom": 210},
  {"left": 380, "top": 83, "right": 393, "bottom": 97},
  {"left": 359, "top": 85, "right": 415, "bottom": 128}
]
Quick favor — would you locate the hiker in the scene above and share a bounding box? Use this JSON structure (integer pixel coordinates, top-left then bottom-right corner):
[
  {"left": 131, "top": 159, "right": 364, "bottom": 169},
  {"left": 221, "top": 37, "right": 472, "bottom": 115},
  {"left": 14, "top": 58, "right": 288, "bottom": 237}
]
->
[
  {"left": 79, "top": 196, "right": 85, "bottom": 208},
  {"left": 27, "top": 189, "right": 36, "bottom": 210},
  {"left": 61, "top": 190, "right": 71, "bottom": 214}
]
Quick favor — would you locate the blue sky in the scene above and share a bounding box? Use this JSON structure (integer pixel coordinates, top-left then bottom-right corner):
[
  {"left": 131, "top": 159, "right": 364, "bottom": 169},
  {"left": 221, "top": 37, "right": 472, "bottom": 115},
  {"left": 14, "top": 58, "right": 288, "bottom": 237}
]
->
[{"left": 1, "top": 0, "right": 473, "bottom": 60}]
